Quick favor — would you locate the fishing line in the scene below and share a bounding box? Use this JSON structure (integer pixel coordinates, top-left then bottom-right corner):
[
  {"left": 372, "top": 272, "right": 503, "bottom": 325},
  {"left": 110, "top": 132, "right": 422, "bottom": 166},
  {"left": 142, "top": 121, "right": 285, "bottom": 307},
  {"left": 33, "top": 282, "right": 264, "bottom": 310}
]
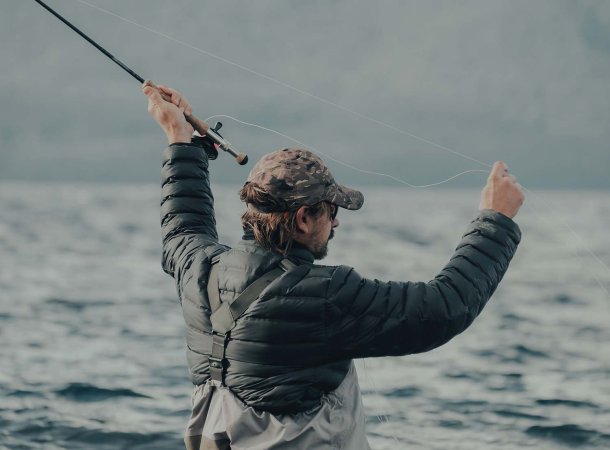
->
[
  {"left": 62, "top": 0, "right": 610, "bottom": 294},
  {"left": 210, "top": 114, "right": 610, "bottom": 298},
  {"left": 209, "top": 112, "right": 610, "bottom": 300},
  {"left": 205, "top": 114, "right": 489, "bottom": 188},
  {"left": 208, "top": 114, "right": 610, "bottom": 298},
  {"left": 71, "top": 0, "right": 492, "bottom": 169}
]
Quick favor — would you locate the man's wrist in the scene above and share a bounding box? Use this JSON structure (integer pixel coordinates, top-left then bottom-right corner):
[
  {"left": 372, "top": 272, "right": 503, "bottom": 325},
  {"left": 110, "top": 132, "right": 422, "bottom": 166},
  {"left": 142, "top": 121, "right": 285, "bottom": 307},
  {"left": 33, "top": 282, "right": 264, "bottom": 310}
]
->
[{"left": 168, "top": 133, "right": 193, "bottom": 145}]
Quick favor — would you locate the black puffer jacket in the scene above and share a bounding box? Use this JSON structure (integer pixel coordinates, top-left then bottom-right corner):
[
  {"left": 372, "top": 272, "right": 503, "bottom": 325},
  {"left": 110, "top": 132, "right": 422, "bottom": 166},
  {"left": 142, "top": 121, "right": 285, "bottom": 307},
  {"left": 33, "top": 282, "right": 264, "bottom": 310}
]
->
[{"left": 161, "top": 144, "right": 521, "bottom": 414}]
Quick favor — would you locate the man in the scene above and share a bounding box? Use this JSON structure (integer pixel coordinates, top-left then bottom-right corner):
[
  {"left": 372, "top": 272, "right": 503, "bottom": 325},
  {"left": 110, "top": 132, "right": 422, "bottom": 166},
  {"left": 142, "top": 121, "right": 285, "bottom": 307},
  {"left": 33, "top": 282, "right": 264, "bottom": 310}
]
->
[{"left": 143, "top": 84, "right": 524, "bottom": 450}]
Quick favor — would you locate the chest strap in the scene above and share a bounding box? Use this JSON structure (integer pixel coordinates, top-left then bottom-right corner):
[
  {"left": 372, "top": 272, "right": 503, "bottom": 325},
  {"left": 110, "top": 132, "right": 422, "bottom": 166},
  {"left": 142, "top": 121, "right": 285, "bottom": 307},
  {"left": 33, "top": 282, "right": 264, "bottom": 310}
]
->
[{"left": 206, "top": 257, "right": 297, "bottom": 384}]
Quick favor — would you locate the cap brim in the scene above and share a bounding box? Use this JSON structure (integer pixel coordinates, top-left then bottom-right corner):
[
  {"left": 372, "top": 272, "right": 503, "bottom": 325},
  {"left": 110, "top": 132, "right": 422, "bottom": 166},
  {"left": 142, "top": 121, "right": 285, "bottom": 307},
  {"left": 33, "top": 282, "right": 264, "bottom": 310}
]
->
[{"left": 328, "top": 184, "right": 364, "bottom": 210}]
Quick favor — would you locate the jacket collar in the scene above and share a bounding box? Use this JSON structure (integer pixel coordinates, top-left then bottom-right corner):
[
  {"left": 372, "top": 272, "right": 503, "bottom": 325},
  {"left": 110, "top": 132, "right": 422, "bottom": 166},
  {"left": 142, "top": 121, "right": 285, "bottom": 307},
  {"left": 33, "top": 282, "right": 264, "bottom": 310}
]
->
[{"left": 286, "top": 244, "right": 315, "bottom": 264}]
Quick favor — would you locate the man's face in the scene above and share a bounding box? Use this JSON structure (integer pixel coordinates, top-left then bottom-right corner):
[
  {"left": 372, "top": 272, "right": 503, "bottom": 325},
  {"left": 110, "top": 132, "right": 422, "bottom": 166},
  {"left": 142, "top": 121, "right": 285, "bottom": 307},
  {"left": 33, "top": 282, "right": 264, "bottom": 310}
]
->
[{"left": 307, "top": 205, "right": 339, "bottom": 260}]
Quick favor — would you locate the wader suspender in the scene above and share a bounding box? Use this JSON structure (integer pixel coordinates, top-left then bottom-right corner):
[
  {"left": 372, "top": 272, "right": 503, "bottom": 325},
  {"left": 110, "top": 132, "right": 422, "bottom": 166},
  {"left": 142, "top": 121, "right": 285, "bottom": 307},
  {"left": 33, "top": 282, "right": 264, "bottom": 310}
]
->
[{"left": 206, "top": 256, "right": 297, "bottom": 385}]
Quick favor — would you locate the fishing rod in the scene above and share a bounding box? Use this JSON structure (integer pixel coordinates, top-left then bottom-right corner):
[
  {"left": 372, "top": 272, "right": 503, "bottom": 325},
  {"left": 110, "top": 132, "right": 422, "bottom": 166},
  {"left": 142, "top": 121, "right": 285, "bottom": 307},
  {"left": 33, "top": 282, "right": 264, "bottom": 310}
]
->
[{"left": 32, "top": 0, "right": 248, "bottom": 165}]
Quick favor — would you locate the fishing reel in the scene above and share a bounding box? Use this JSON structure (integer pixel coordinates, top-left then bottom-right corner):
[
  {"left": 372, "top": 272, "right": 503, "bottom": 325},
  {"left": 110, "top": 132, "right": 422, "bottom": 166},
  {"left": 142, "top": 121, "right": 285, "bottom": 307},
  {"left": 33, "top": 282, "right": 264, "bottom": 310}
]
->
[
  {"left": 191, "top": 122, "right": 224, "bottom": 160},
  {"left": 191, "top": 121, "right": 248, "bottom": 165}
]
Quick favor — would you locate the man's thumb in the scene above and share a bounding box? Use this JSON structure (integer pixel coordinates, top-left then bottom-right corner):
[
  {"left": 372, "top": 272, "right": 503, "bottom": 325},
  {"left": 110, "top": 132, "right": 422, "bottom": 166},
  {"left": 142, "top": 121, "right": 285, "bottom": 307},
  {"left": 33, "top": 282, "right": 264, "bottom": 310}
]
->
[
  {"left": 489, "top": 161, "right": 507, "bottom": 179},
  {"left": 143, "top": 85, "right": 163, "bottom": 101}
]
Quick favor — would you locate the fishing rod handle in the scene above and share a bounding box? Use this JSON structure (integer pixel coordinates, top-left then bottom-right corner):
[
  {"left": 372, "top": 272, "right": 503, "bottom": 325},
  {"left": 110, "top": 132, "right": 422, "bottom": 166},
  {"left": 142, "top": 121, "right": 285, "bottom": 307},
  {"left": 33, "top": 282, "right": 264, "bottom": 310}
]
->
[{"left": 143, "top": 80, "right": 248, "bottom": 165}]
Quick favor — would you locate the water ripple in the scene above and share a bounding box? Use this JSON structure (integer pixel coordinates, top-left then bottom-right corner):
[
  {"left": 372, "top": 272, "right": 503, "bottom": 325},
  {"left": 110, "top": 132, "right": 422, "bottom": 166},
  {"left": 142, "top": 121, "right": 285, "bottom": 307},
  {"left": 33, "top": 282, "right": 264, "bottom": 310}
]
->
[
  {"left": 526, "top": 424, "right": 610, "bottom": 447},
  {"left": 55, "top": 383, "right": 152, "bottom": 402}
]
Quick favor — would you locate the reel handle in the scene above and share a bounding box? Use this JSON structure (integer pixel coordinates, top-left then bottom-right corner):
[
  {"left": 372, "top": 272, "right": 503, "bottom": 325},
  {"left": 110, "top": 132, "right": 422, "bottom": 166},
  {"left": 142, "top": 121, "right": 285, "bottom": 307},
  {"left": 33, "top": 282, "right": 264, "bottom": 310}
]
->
[{"left": 144, "top": 80, "right": 248, "bottom": 165}]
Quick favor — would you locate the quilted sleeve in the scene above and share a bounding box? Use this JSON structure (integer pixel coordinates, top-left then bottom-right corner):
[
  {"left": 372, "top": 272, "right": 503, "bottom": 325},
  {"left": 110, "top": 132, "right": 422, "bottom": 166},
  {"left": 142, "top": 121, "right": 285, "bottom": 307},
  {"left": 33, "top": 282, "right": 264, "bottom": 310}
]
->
[
  {"left": 160, "top": 143, "right": 226, "bottom": 279},
  {"left": 326, "top": 210, "right": 521, "bottom": 358}
]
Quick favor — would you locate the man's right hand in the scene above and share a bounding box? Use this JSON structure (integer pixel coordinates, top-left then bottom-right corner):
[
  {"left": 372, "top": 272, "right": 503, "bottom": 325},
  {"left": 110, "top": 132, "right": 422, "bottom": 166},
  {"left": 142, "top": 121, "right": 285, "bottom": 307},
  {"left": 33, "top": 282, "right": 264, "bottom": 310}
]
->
[
  {"left": 479, "top": 161, "right": 525, "bottom": 219},
  {"left": 143, "top": 82, "right": 194, "bottom": 145}
]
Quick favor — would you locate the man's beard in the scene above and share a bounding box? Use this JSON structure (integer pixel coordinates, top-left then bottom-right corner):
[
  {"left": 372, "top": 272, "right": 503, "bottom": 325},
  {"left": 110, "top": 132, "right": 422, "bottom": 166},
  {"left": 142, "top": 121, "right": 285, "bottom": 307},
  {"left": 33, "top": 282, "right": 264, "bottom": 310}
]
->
[{"left": 312, "top": 230, "right": 334, "bottom": 260}]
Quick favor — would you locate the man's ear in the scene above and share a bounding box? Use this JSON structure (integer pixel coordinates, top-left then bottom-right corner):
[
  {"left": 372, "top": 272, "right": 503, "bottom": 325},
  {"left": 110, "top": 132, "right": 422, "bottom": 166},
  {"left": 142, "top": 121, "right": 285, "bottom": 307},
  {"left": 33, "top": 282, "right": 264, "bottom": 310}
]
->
[{"left": 295, "top": 206, "right": 311, "bottom": 235}]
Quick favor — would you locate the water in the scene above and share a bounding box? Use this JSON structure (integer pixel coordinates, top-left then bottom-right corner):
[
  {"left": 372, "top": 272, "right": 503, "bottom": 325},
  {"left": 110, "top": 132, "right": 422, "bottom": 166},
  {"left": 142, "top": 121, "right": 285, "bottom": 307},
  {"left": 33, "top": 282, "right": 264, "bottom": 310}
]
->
[{"left": 0, "top": 182, "right": 609, "bottom": 449}]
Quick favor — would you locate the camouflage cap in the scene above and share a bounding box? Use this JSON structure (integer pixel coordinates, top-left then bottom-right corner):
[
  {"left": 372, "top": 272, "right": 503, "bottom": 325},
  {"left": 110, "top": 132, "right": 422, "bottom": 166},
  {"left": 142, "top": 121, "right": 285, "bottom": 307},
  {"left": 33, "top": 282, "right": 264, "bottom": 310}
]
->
[{"left": 244, "top": 148, "right": 364, "bottom": 212}]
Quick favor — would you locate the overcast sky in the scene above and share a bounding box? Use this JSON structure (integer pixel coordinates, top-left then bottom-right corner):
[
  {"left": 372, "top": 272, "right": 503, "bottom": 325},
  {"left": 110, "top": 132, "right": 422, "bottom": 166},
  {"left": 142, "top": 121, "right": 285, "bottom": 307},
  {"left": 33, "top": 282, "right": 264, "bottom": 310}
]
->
[{"left": 1, "top": 0, "right": 610, "bottom": 188}]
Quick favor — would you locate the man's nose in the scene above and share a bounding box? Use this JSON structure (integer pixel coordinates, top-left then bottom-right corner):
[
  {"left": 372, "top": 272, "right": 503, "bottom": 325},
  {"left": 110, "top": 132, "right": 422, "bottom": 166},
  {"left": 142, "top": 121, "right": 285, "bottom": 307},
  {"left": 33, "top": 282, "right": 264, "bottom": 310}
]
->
[{"left": 332, "top": 217, "right": 340, "bottom": 228}]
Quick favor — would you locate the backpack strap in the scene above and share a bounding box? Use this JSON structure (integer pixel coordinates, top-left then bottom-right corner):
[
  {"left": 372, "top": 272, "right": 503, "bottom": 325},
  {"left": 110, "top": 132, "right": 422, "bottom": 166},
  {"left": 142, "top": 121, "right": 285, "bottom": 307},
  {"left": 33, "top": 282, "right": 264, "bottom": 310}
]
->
[
  {"left": 207, "top": 257, "right": 297, "bottom": 385},
  {"left": 206, "top": 254, "right": 223, "bottom": 313}
]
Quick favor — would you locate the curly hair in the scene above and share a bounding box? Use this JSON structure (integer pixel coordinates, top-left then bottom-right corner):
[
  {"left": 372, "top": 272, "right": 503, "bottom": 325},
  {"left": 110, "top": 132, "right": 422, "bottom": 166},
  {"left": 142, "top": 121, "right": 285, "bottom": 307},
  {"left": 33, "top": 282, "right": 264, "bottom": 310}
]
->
[{"left": 239, "top": 182, "right": 330, "bottom": 255}]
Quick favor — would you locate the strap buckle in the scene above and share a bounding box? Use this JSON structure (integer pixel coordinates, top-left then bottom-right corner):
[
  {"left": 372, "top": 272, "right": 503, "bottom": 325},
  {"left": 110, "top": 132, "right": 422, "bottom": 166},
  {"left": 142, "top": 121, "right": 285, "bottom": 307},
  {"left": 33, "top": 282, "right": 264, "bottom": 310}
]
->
[
  {"left": 208, "top": 356, "right": 225, "bottom": 384},
  {"left": 208, "top": 333, "right": 229, "bottom": 385},
  {"left": 208, "top": 356, "right": 224, "bottom": 370}
]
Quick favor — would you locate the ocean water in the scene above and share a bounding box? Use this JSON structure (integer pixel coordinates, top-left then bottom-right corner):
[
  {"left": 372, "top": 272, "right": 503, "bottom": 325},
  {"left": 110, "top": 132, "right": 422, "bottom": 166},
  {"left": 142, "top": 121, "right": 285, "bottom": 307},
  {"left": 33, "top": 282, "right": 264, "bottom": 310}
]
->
[{"left": 0, "top": 182, "right": 609, "bottom": 449}]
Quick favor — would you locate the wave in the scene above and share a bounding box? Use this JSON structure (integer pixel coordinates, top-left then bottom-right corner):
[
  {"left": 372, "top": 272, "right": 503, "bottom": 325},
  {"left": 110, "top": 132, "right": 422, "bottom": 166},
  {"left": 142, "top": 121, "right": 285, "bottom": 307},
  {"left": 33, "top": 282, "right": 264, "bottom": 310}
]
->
[
  {"left": 493, "top": 409, "right": 547, "bottom": 420},
  {"left": 55, "top": 383, "right": 151, "bottom": 402},
  {"left": 381, "top": 386, "right": 421, "bottom": 398},
  {"left": 526, "top": 424, "right": 610, "bottom": 447},
  {"left": 535, "top": 398, "right": 599, "bottom": 409},
  {"left": 9, "top": 421, "right": 181, "bottom": 449},
  {"left": 62, "top": 428, "right": 178, "bottom": 447},
  {"left": 45, "top": 298, "right": 114, "bottom": 311}
]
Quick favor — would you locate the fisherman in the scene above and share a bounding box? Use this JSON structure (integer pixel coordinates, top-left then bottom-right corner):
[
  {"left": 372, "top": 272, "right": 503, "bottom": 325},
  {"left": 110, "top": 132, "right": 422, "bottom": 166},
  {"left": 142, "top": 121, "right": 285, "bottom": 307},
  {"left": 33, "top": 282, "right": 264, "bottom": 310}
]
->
[{"left": 143, "top": 83, "right": 524, "bottom": 450}]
